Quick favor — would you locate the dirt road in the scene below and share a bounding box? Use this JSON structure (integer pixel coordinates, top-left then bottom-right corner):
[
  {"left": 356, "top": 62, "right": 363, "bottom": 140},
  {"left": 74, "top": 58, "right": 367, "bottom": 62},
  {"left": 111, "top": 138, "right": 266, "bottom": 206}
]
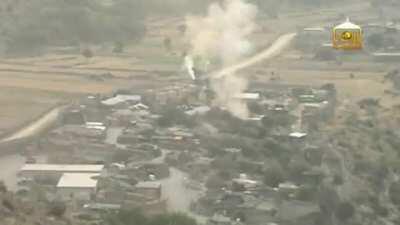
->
[
  {"left": 214, "top": 33, "right": 297, "bottom": 78},
  {"left": 1, "top": 106, "right": 62, "bottom": 143}
]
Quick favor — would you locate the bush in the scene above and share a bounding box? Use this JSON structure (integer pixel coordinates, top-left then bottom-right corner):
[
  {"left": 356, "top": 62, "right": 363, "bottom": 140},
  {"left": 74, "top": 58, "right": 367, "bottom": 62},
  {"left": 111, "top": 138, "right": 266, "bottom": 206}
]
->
[
  {"left": 206, "top": 174, "right": 225, "bottom": 189},
  {"left": 389, "top": 182, "right": 400, "bottom": 205},
  {"left": 105, "top": 208, "right": 196, "bottom": 225},
  {"left": 82, "top": 48, "right": 94, "bottom": 59},
  {"left": 296, "top": 185, "right": 316, "bottom": 201},
  {"left": 263, "top": 162, "right": 285, "bottom": 188},
  {"left": 2, "top": 199, "right": 14, "bottom": 212},
  {"left": 149, "top": 213, "right": 196, "bottom": 225},
  {"left": 48, "top": 201, "right": 66, "bottom": 218},
  {"left": 335, "top": 202, "right": 355, "bottom": 221}
]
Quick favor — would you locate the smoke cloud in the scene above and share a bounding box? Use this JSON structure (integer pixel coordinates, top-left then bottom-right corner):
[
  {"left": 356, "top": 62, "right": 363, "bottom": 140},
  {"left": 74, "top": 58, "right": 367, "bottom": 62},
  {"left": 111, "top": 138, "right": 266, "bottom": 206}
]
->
[
  {"left": 185, "top": 0, "right": 258, "bottom": 119},
  {"left": 184, "top": 55, "right": 196, "bottom": 80}
]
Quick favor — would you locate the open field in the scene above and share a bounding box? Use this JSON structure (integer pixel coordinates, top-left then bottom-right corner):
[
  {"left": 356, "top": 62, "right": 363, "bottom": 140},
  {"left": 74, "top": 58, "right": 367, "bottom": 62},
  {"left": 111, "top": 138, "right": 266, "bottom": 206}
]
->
[
  {"left": 0, "top": 18, "right": 187, "bottom": 135},
  {"left": 0, "top": 87, "right": 71, "bottom": 137}
]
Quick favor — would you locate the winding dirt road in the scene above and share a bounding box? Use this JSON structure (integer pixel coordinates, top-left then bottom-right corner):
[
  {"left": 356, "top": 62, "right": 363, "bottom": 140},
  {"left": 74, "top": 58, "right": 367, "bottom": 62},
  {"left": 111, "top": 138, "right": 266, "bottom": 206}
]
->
[
  {"left": 0, "top": 106, "right": 62, "bottom": 143},
  {"left": 214, "top": 32, "right": 297, "bottom": 78}
]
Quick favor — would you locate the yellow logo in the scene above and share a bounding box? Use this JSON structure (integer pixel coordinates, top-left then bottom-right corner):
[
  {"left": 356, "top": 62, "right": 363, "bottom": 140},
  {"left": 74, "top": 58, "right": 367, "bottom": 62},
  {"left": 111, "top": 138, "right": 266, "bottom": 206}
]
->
[
  {"left": 332, "top": 18, "right": 363, "bottom": 50},
  {"left": 341, "top": 31, "right": 352, "bottom": 40}
]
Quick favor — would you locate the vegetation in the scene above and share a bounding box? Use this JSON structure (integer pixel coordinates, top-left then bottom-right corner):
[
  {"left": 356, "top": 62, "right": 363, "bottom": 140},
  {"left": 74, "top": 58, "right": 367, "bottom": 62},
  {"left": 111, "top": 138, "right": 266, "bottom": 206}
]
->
[
  {"left": 105, "top": 208, "right": 197, "bottom": 225},
  {"left": 48, "top": 201, "right": 67, "bottom": 218},
  {"left": 1, "top": 0, "right": 147, "bottom": 55},
  {"left": 335, "top": 202, "right": 355, "bottom": 221},
  {"left": 263, "top": 161, "right": 286, "bottom": 187},
  {"left": 0, "top": 180, "right": 6, "bottom": 193},
  {"left": 389, "top": 182, "right": 400, "bottom": 205}
]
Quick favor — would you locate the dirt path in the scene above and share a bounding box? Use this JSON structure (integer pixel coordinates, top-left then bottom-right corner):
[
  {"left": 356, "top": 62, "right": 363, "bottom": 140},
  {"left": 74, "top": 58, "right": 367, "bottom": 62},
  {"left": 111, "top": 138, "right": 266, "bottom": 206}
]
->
[
  {"left": 214, "top": 33, "right": 297, "bottom": 79},
  {"left": 1, "top": 107, "right": 62, "bottom": 143}
]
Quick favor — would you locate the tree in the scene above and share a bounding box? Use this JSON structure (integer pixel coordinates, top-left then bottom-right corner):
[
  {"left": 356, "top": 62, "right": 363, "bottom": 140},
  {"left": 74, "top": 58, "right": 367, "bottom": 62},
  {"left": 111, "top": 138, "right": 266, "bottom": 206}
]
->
[
  {"left": 111, "top": 208, "right": 148, "bottom": 225},
  {"left": 296, "top": 185, "right": 316, "bottom": 201},
  {"left": 48, "top": 201, "right": 66, "bottom": 217},
  {"left": 288, "top": 159, "right": 311, "bottom": 180},
  {"left": 2, "top": 0, "right": 147, "bottom": 55},
  {"left": 149, "top": 213, "right": 197, "bottom": 225},
  {"left": 82, "top": 48, "right": 93, "bottom": 59},
  {"left": 335, "top": 202, "right": 355, "bottom": 221},
  {"left": 112, "top": 150, "right": 133, "bottom": 163},
  {"left": 206, "top": 174, "right": 226, "bottom": 189},
  {"left": 0, "top": 180, "right": 7, "bottom": 193},
  {"left": 389, "top": 182, "right": 400, "bottom": 205},
  {"left": 264, "top": 161, "right": 285, "bottom": 188},
  {"left": 318, "top": 184, "right": 340, "bottom": 216},
  {"left": 105, "top": 208, "right": 197, "bottom": 225}
]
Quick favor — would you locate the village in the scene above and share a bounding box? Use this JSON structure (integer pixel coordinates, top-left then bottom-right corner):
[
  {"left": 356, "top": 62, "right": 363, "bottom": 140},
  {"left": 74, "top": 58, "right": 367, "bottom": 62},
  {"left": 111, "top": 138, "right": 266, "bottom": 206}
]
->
[
  {"left": 2, "top": 1, "right": 400, "bottom": 225},
  {"left": 0, "top": 73, "right": 342, "bottom": 225}
]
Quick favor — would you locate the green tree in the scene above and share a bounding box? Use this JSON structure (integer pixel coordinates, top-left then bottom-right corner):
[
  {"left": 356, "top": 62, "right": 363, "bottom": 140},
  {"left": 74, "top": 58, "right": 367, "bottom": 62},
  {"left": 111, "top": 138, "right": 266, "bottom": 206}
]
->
[
  {"left": 105, "top": 208, "right": 196, "bottom": 225},
  {"left": 82, "top": 48, "right": 93, "bottom": 59},
  {"left": 48, "top": 201, "right": 66, "bottom": 218},
  {"left": 335, "top": 202, "right": 355, "bottom": 221},
  {"left": 149, "top": 213, "right": 197, "bottom": 225},
  {"left": 0, "top": 180, "right": 7, "bottom": 193},
  {"left": 389, "top": 182, "right": 400, "bottom": 205},
  {"left": 263, "top": 161, "right": 286, "bottom": 188}
]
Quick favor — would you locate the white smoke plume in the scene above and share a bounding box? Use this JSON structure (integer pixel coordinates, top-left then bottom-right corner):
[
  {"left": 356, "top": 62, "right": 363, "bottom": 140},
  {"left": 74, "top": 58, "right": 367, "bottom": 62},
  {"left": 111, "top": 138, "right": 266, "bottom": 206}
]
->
[
  {"left": 185, "top": 0, "right": 258, "bottom": 119},
  {"left": 184, "top": 55, "right": 196, "bottom": 80}
]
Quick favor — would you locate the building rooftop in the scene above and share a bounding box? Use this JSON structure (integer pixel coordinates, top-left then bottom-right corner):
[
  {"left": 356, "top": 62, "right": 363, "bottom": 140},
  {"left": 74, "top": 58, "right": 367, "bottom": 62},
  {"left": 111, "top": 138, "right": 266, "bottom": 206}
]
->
[
  {"left": 233, "top": 93, "right": 261, "bottom": 100},
  {"left": 334, "top": 18, "right": 361, "bottom": 30},
  {"left": 57, "top": 173, "right": 100, "bottom": 188},
  {"left": 135, "top": 181, "right": 161, "bottom": 189},
  {"left": 289, "top": 132, "right": 308, "bottom": 138},
  {"left": 21, "top": 164, "right": 104, "bottom": 173},
  {"left": 101, "top": 95, "right": 142, "bottom": 106},
  {"left": 185, "top": 106, "right": 211, "bottom": 116}
]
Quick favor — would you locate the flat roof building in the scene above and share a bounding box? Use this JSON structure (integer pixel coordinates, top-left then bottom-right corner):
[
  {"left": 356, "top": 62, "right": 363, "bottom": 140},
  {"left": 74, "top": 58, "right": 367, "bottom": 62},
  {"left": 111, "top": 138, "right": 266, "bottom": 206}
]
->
[
  {"left": 57, "top": 173, "right": 100, "bottom": 201},
  {"left": 101, "top": 95, "right": 142, "bottom": 106},
  {"left": 234, "top": 93, "right": 261, "bottom": 100},
  {"left": 21, "top": 164, "right": 104, "bottom": 173},
  {"left": 20, "top": 164, "right": 104, "bottom": 180}
]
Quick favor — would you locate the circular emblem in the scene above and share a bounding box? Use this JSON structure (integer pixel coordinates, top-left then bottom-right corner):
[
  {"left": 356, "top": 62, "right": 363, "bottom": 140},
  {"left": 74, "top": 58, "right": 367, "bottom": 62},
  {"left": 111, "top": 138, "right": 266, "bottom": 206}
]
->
[{"left": 341, "top": 31, "right": 352, "bottom": 40}]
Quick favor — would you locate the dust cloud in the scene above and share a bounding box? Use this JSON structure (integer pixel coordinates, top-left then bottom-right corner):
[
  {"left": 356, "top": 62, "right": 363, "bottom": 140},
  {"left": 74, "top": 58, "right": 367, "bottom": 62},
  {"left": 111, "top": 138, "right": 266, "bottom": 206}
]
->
[{"left": 185, "top": 0, "right": 258, "bottom": 119}]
